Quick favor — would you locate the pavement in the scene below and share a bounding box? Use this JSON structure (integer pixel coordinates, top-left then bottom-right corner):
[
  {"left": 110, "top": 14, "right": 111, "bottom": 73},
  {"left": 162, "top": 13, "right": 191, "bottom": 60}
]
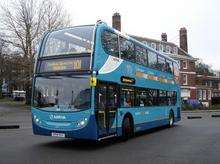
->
[
  {"left": 1, "top": 102, "right": 220, "bottom": 164},
  {"left": 0, "top": 102, "right": 31, "bottom": 129}
]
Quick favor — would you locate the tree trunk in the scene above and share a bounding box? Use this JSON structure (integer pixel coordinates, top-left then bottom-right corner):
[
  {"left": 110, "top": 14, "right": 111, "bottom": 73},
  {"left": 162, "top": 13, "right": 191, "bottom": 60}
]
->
[{"left": 0, "top": 81, "right": 2, "bottom": 99}]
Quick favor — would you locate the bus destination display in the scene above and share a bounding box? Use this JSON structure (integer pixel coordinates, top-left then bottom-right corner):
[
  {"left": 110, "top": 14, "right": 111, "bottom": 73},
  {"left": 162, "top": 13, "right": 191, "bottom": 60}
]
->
[{"left": 39, "top": 57, "right": 90, "bottom": 73}]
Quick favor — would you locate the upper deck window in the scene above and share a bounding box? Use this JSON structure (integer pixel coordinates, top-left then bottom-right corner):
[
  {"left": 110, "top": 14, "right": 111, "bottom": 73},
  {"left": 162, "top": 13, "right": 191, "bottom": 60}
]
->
[
  {"left": 148, "top": 51, "right": 157, "bottom": 69},
  {"left": 42, "top": 25, "right": 94, "bottom": 57},
  {"left": 135, "top": 45, "right": 148, "bottom": 66},
  {"left": 101, "top": 30, "right": 119, "bottom": 57},
  {"left": 157, "top": 55, "right": 166, "bottom": 71},
  {"left": 174, "top": 62, "right": 180, "bottom": 83},
  {"left": 119, "top": 37, "right": 135, "bottom": 62}
]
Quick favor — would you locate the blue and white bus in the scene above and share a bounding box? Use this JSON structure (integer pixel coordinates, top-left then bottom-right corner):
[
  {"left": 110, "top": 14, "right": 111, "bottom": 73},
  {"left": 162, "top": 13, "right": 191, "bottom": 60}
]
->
[{"left": 32, "top": 21, "right": 181, "bottom": 140}]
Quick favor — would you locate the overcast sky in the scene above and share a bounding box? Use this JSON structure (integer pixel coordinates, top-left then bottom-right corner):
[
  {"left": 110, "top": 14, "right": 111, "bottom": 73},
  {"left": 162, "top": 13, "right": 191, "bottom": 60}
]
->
[{"left": 61, "top": 0, "right": 220, "bottom": 70}]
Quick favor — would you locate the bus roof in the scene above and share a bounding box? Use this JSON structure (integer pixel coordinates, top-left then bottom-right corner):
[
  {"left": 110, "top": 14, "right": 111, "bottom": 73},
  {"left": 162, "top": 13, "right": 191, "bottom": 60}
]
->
[
  {"left": 96, "top": 21, "right": 178, "bottom": 64},
  {"left": 44, "top": 21, "right": 179, "bottom": 65}
]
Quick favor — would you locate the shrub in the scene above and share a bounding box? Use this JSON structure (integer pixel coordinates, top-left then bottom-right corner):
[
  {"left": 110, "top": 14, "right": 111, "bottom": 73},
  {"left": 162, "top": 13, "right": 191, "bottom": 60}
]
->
[{"left": 182, "top": 104, "right": 195, "bottom": 110}]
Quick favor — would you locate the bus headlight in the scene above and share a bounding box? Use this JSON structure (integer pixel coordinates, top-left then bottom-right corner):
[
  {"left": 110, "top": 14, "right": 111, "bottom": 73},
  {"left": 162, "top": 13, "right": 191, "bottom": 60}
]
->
[
  {"left": 33, "top": 115, "right": 41, "bottom": 124},
  {"left": 77, "top": 118, "right": 88, "bottom": 127}
]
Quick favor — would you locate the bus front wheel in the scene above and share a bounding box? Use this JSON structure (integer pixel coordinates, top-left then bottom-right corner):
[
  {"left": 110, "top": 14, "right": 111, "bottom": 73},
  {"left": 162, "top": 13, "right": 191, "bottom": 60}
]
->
[
  {"left": 122, "top": 115, "right": 134, "bottom": 141},
  {"left": 168, "top": 111, "right": 174, "bottom": 127}
]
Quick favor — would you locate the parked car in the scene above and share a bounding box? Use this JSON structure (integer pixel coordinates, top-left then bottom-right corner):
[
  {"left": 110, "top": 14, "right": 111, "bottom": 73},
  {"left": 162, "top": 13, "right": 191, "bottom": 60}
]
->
[{"left": 12, "top": 90, "right": 26, "bottom": 101}]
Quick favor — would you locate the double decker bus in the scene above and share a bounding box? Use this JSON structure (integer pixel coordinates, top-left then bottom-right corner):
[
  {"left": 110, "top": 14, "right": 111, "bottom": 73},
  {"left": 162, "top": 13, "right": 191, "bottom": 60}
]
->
[{"left": 32, "top": 21, "right": 181, "bottom": 140}]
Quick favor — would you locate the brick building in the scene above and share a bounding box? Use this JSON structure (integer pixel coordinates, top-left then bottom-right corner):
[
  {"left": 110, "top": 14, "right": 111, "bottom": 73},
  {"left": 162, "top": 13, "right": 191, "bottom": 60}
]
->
[
  {"left": 196, "top": 75, "right": 220, "bottom": 106},
  {"left": 112, "top": 13, "right": 197, "bottom": 100}
]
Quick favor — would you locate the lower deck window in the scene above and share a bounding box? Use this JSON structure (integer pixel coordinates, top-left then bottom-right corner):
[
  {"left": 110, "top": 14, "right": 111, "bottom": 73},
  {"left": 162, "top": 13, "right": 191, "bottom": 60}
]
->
[
  {"left": 120, "top": 87, "right": 135, "bottom": 107},
  {"left": 120, "top": 85, "right": 177, "bottom": 108}
]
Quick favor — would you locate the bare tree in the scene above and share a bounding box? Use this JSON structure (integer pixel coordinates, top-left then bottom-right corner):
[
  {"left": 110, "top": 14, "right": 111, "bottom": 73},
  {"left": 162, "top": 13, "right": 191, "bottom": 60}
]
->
[
  {"left": 0, "top": 36, "right": 6, "bottom": 98},
  {"left": 0, "top": 0, "right": 70, "bottom": 102},
  {"left": 41, "top": 0, "right": 70, "bottom": 32}
]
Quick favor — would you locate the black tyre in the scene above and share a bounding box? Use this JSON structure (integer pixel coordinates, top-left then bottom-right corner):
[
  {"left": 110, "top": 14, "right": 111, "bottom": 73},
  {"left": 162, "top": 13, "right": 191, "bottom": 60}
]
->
[
  {"left": 168, "top": 111, "right": 174, "bottom": 127},
  {"left": 122, "top": 116, "right": 134, "bottom": 141}
]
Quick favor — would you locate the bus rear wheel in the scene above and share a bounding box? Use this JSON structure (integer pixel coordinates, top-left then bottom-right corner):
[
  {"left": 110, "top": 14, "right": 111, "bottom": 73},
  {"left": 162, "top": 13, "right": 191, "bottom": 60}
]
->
[
  {"left": 122, "top": 116, "right": 134, "bottom": 141},
  {"left": 168, "top": 111, "right": 174, "bottom": 127}
]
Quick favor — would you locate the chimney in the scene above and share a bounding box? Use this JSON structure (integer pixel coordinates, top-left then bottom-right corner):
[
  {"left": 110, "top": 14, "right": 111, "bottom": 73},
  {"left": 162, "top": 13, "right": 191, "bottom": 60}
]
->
[
  {"left": 112, "top": 12, "right": 121, "bottom": 31},
  {"left": 179, "top": 27, "right": 188, "bottom": 52},
  {"left": 161, "top": 33, "right": 167, "bottom": 42}
]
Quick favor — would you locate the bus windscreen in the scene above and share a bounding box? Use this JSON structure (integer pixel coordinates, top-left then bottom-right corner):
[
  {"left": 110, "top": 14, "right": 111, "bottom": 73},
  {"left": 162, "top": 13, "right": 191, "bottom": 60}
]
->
[
  {"left": 42, "top": 25, "right": 94, "bottom": 57},
  {"left": 33, "top": 75, "right": 91, "bottom": 112}
]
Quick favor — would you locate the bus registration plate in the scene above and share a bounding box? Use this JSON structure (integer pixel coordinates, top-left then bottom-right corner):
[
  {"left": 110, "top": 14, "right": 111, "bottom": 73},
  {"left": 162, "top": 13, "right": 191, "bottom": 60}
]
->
[{"left": 51, "top": 132, "right": 65, "bottom": 138}]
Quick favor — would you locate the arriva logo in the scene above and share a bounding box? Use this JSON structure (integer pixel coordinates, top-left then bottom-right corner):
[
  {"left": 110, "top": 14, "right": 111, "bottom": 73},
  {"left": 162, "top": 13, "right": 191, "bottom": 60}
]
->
[{"left": 49, "top": 115, "right": 66, "bottom": 120}]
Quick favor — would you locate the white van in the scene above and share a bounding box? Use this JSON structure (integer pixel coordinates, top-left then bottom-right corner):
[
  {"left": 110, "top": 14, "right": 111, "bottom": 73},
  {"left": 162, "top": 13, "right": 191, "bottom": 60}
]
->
[{"left": 12, "top": 90, "right": 26, "bottom": 101}]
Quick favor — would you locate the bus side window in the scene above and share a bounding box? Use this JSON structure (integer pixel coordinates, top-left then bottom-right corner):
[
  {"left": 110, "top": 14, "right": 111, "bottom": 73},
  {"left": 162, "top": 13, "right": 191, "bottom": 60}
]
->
[
  {"left": 119, "top": 37, "right": 135, "bottom": 62},
  {"left": 145, "top": 89, "right": 156, "bottom": 106},
  {"left": 136, "top": 89, "right": 147, "bottom": 107},
  {"left": 158, "top": 90, "right": 167, "bottom": 106},
  {"left": 148, "top": 51, "right": 157, "bottom": 69},
  {"left": 165, "top": 59, "right": 173, "bottom": 74},
  {"left": 135, "top": 45, "right": 148, "bottom": 66},
  {"left": 167, "top": 91, "right": 172, "bottom": 105},
  {"left": 173, "top": 62, "right": 180, "bottom": 83},
  {"left": 120, "top": 87, "right": 134, "bottom": 107},
  {"left": 157, "top": 55, "right": 166, "bottom": 71},
  {"left": 101, "top": 30, "right": 119, "bottom": 57},
  {"left": 172, "top": 91, "right": 177, "bottom": 105}
]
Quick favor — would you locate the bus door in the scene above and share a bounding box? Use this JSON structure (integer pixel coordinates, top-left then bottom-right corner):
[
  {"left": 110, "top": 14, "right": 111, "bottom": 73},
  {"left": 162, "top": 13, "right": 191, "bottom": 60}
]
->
[{"left": 95, "top": 82, "right": 118, "bottom": 137}]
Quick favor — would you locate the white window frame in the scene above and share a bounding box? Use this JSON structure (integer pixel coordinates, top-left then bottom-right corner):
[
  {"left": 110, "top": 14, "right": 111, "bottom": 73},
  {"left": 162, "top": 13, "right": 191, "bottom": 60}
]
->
[
  {"left": 198, "top": 90, "right": 202, "bottom": 100},
  {"left": 182, "top": 74, "right": 188, "bottom": 85},
  {"left": 208, "top": 90, "right": 212, "bottom": 100},
  {"left": 142, "top": 41, "right": 148, "bottom": 46},
  {"left": 173, "top": 47, "right": 178, "bottom": 54},
  {"left": 209, "top": 81, "right": 212, "bottom": 87},
  {"left": 166, "top": 45, "right": 171, "bottom": 53},
  {"left": 151, "top": 42, "right": 156, "bottom": 49},
  {"left": 182, "top": 60, "right": 188, "bottom": 69},
  {"left": 203, "top": 90, "right": 207, "bottom": 100},
  {"left": 159, "top": 44, "right": 163, "bottom": 52}
]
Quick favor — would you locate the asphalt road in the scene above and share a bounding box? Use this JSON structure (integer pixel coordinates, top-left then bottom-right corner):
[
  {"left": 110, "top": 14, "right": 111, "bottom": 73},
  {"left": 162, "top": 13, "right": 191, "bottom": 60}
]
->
[{"left": 1, "top": 103, "right": 220, "bottom": 164}]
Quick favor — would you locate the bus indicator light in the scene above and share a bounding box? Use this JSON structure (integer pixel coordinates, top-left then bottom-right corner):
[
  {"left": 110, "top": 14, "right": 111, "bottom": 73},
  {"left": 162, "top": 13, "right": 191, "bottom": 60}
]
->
[{"left": 90, "top": 77, "right": 97, "bottom": 86}]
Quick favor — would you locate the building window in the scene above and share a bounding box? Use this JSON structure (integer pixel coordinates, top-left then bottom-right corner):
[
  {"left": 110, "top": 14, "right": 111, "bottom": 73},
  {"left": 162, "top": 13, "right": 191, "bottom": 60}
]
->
[
  {"left": 159, "top": 44, "right": 163, "bottom": 52},
  {"left": 203, "top": 90, "right": 207, "bottom": 100},
  {"left": 166, "top": 45, "right": 171, "bottom": 53},
  {"left": 173, "top": 47, "right": 178, "bottom": 54},
  {"left": 182, "top": 60, "right": 187, "bottom": 69},
  {"left": 208, "top": 90, "right": 212, "bottom": 100},
  {"left": 151, "top": 42, "right": 156, "bottom": 49},
  {"left": 142, "top": 41, "right": 148, "bottom": 46},
  {"left": 182, "top": 74, "right": 187, "bottom": 85},
  {"left": 197, "top": 90, "right": 203, "bottom": 100}
]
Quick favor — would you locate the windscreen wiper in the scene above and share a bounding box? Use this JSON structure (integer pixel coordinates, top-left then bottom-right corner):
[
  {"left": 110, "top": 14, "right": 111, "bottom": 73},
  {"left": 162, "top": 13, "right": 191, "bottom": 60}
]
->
[
  {"left": 55, "top": 90, "right": 59, "bottom": 108},
  {"left": 68, "top": 90, "right": 74, "bottom": 109}
]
